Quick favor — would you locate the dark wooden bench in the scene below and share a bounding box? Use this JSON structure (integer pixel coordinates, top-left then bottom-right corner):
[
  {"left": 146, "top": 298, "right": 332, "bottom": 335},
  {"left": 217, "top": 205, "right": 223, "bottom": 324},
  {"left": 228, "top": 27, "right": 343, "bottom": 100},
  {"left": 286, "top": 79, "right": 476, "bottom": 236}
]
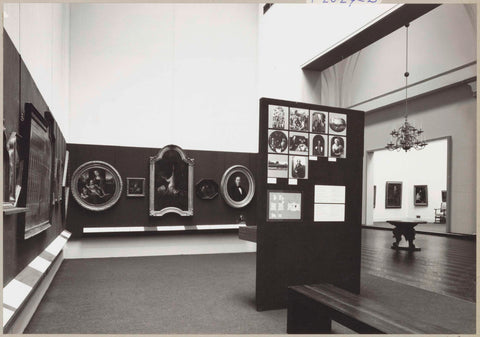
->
[
  {"left": 238, "top": 225, "right": 257, "bottom": 243},
  {"left": 287, "top": 283, "right": 454, "bottom": 334}
]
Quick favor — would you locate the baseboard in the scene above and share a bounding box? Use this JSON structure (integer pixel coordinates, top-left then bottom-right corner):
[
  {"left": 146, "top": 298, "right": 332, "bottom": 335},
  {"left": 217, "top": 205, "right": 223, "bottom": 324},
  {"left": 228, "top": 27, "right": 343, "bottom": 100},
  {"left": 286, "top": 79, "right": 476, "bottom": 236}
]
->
[{"left": 4, "top": 252, "right": 63, "bottom": 334}]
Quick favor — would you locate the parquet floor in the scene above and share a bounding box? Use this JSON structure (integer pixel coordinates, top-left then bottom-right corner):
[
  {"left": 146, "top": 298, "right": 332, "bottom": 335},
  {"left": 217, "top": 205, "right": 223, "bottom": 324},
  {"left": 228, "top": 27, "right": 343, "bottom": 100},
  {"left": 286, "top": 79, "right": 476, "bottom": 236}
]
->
[{"left": 361, "top": 229, "right": 476, "bottom": 302}]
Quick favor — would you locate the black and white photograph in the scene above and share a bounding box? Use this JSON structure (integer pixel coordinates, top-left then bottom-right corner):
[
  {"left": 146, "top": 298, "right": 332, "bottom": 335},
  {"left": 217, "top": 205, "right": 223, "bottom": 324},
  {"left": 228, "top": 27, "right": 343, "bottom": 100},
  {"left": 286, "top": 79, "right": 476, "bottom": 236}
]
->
[
  {"left": 329, "top": 112, "right": 347, "bottom": 136},
  {"left": 288, "top": 131, "right": 309, "bottom": 156},
  {"left": 414, "top": 185, "right": 428, "bottom": 206},
  {"left": 289, "top": 155, "right": 308, "bottom": 179},
  {"left": 267, "top": 154, "right": 288, "bottom": 178},
  {"left": 268, "top": 104, "right": 288, "bottom": 130},
  {"left": 267, "top": 129, "right": 288, "bottom": 154},
  {"left": 310, "top": 110, "right": 327, "bottom": 134},
  {"left": 2, "top": 2, "right": 475, "bottom": 336},
  {"left": 289, "top": 107, "right": 309, "bottom": 132},
  {"left": 310, "top": 133, "right": 327, "bottom": 157},
  {"left": 329, "top": 135, "right": 346, "bottom": 158},
  {"left": 127, "top": 177, "right": 145, "bottom": 197}
]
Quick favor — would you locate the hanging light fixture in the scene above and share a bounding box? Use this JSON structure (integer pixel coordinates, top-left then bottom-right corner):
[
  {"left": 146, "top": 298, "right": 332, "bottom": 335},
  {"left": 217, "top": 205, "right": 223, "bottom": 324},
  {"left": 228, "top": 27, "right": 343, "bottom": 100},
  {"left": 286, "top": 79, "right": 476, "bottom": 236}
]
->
[{"left": 386, "top": 23, "right": 427, "bottom": 152}]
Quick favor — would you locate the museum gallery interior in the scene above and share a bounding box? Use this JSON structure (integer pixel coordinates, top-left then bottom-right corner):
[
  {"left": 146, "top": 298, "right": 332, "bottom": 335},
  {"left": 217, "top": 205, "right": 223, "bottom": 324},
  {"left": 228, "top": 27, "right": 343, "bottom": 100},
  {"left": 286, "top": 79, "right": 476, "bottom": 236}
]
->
[{"left": 2, "top": 2, "right": 477, "bottom": 335}]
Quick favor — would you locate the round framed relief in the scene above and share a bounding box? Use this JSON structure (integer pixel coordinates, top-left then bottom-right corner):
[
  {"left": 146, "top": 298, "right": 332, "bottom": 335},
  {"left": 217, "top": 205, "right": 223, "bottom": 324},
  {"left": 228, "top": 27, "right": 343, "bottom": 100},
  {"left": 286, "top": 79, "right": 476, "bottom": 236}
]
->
[
  {"left": 71, "top": 161, "right": 123, "bottom": 211},
  {"left": 220, "top": 165, "right": 255, "bottom": 208}
]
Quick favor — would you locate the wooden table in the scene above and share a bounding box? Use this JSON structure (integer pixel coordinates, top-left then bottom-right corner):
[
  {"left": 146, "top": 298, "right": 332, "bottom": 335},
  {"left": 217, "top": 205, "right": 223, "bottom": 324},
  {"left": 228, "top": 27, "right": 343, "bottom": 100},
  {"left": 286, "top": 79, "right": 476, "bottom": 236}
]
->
[{"left": 386, "top": 219, "right": 427, "bottom": 251}]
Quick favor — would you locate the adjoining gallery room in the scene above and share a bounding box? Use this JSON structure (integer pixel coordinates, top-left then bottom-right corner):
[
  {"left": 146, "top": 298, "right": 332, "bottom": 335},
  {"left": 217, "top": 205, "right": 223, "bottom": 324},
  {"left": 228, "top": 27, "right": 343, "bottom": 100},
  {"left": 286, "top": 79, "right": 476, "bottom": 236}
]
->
[{"left": 2, "top": 2, "right": 476, "bottom": 335}]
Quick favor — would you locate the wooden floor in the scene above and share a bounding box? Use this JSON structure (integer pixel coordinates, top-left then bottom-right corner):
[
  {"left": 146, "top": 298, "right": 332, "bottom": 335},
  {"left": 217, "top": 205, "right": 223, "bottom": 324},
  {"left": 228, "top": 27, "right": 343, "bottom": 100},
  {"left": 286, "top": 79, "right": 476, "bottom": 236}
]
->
[{"left": 361, "top": 229, "right": 475, "bottom": 302}]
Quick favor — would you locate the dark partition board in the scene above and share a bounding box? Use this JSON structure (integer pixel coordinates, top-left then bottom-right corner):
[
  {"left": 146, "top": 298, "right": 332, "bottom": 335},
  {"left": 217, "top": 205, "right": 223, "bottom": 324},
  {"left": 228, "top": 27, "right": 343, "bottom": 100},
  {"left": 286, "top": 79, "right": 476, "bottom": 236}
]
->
[
  {"left": 66, "top": 143, "right": 258, "bottom": 238},
  {"left": 3, "top": 29, "right": 66, "bottom": 286},
  {"left": 256, "top": 97, "right": 364, "bottom": 311}
]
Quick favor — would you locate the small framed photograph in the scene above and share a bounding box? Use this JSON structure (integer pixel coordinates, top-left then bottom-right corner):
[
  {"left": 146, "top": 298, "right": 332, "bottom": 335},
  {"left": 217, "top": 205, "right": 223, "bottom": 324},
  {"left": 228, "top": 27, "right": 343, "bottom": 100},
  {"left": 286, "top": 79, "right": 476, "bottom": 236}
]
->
[
  {"left": 267, "top": 190, "right": 302, "bottom": 221},
  {"left": 268, "top": 105, "right": 288, "bottom": 130},
  {"left": 329, "top": 112, "right": 347, "bottom": 136},
  {"left": 268, "top": 130, "right": 289, "bottom": 154},
  {"left": 414, "top": 185, "right": 428, "bottom": 206},
  {"left": 289, "top": 132, "right": 309, "bottom": 156},
  {"left": 310, "top": 110, "right": 327, "bottom": 134},
  {"left": 289, "top": 155, "right": 308, "bottom": 179},
  {"left": 329, "top": 135, "right": 346, "bottom": 158},
  {"left": 289, "top": 108, "right": 309, "bottom": 132},
  {"left": 385, "top": 181, "right": 402, "bottom": 208},
  {"left": 267, "top": 154, "right": 288, "bottom": 178},
  {"left": 310, "top": 134, "right": 327, "bottom": 157},
  {"left": 127, "top": 177, "right": 145, "bottom": 197}
]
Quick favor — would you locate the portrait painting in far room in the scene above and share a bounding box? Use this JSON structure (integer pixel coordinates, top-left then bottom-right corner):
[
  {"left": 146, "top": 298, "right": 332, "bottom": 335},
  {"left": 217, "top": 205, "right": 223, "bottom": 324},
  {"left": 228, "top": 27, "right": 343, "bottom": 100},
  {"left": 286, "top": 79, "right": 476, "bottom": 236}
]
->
[
  {"left": 310, "top": 110, "right": 327, "bottom": 134},
  {"left": 289, "top": 155, "right": 308, "bottom": 179},
  {"left": 127, "top": 177, "right": 145, "bottom": 197},
  {"left": 267, "top": 154, "right": 288, "bottom": 178},
  {"left": 268, "top": 105, "right": 288, "bottom": 130},
  {"left": 414, "top": 185, "right": 428, "bottom": 206},
  {"left": 329, "top": 135, "right": 346, "bottom": 158},
  {"left": 441, "top": 190, "right": 447, "bottom": 202},
  {"left": 268, "top": 130, "right": 288, "bottom": 154},
  {"left": 385, "top": 181, "right": 402, "bottom": 208},
  {"left": 289, "top": 108, "right": 309, "bottom": 132},
  {"left": 329, "top": 112, "right": 347, "bottom": 136},
  {"left": 289, "top": 132, "right": 309, "bottom": 155},
  {"left": 310, "top": 134, "right": 327, "bottom": 157}
]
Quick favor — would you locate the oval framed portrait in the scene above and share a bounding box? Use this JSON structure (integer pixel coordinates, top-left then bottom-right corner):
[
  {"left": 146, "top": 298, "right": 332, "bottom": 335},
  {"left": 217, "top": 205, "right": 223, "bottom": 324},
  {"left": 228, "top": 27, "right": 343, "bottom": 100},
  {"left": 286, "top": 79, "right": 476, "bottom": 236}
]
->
[
  {"left": 71, "top": 161, "right": 123, "bottom": 211},
  {"left": 220, "top": 165, "right": 255, "bottom": 208}
]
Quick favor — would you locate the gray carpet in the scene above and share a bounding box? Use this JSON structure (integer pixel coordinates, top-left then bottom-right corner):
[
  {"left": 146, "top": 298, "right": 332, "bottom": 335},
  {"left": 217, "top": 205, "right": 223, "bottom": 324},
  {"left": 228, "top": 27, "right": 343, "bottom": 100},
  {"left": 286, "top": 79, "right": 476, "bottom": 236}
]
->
[{"left": 25, "top": 253, "right": 475, "bottom": 334}]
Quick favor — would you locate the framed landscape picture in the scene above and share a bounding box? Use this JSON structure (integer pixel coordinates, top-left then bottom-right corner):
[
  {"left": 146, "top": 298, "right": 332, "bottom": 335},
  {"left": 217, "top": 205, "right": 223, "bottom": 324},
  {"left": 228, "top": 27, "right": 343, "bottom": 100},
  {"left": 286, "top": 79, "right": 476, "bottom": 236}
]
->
[
  {"left": 127, "top": 177, "right": 145, "bottom": 197},
  {"left": 385, "top": 181, "right": 402, "bottom": 208},
  {"left": 267, "top": 190, "right": 302, "bottom": 221},
  {"left": 414, "top": 185, "right": 428, "bottom": 206},
  {"left": 267, "top": 154, "right": 288, "bottom": 178}
]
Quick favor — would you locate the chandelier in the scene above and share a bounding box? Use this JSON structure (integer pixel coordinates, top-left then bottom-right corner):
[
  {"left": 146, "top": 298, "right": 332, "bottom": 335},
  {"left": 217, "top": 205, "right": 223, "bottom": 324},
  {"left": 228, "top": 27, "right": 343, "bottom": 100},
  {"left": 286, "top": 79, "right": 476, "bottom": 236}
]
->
[{"left": 386, "top": 23, "right": 427, "bottom": 152}]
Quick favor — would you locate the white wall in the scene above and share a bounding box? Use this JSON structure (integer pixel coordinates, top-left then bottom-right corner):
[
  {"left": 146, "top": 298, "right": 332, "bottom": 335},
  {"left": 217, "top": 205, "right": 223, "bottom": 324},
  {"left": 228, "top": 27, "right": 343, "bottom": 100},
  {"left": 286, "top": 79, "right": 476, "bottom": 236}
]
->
[
  {"left": 3, "top": 3, "right": 70, "bottom": 136},
  {"left": 69, "top": 4, "right": 258, "bottom": 152},
  {"left": 370, "top": 139, "right": 447, "bottom": 223},
  {"left": 257, "top": 3, "right": 397, "bottom": 105}
]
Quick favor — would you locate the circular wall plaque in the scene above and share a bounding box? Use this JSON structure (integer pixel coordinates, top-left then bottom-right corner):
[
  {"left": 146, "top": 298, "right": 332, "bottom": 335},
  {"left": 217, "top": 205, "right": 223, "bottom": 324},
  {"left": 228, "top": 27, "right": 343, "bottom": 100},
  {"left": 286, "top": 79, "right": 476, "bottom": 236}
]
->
[
  {"left": 220, "top": 165, "right": 255, "bottom": 208},
  {"left": 71, "top": 161, "right": 123, "bottom": 211}
]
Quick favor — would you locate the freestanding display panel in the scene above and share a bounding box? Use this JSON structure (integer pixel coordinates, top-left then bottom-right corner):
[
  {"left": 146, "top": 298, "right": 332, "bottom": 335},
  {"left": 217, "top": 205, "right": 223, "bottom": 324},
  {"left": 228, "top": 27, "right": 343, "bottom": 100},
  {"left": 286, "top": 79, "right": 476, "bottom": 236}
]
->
[{"left": 256, "top": 97, "right": 365, "bottom": 311}]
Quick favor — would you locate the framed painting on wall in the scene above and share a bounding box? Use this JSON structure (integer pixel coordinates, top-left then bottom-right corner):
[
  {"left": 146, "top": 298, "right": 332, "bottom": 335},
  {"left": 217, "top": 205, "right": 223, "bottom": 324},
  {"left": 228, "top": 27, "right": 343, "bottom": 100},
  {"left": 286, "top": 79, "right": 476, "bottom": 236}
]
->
[
  {"left": 414, "top": 185, "right": 428, "bottom": 206},
  {"left": 268, "top": 130, "right": 288, "bottom": 154},
  {"left": 373, "top": 185, "right": 376, "bottom": 208},
  {"left": 71, "top": 161, "right": 123, "bottom": 211},
  {"left": 220, "top": 165, "right": 255, "bottom": 208},
  {"left": 196, "top": 179, "right": 219, "bottom": 200},
  {"left": 329, "top": 135, "right": 346, "bottom": 158},
  {"left": 127, "top": 177, "right": 145, "bottom": 197},
  {"left": 385, "top": 181, "right": 402, "bottom": 208},
  {"left": 267, "top": 190, "right": 302, "bottom": 221},
  {"left": 150, "top": 145, "right": 194, "bottom": 216},
  {"left": 441, "top": 190, "right": 447, "bottom": 202}
]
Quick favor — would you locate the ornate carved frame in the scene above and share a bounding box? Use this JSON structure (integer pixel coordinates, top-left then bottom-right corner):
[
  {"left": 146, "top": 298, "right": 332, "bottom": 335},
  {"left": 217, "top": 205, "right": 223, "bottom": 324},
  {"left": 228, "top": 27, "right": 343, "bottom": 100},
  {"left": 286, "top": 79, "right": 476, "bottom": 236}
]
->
[
  {"left": 149, "top": 145, "right": 194, "bottom": 216},
  {"left": 220, "top": 165, "right": 255, "bottom": 209}
]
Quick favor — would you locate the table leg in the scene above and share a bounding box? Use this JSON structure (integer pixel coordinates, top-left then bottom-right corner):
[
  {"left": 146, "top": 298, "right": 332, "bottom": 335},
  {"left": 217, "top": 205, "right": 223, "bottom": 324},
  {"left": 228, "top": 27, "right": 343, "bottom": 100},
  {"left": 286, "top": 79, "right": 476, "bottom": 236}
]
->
[
  {"left": 404, "top": 227, "right": 417, "bottom": 250},
  {"left": 391, "top": 227, "right": 402, "bottom": 249}
]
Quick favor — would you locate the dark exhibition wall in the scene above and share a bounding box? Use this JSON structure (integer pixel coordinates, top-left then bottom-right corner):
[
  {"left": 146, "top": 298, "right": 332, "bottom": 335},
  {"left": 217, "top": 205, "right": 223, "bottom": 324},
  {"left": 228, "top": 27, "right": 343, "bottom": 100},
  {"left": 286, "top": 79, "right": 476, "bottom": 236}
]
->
[
  {"left": 3, "top": 30, "right": 67, "bottom": 286},
  {"left": 256, "top": 98, "right": 365, "bottom": 310},
  {"left": 66, "top": 143, "right": 258, "bottom": 237}
]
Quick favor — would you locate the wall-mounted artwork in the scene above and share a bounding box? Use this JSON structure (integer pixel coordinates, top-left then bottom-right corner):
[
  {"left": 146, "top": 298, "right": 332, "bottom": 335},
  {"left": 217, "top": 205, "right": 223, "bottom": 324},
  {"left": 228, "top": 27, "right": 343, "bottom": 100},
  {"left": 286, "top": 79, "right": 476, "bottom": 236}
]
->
[
  {"left": 267, "top": 154, "right": 288, "bottom": 178},
  {"left": 127, "top": 177, "right": 145, "bottom": 197},
  {"left": 329, "top": 112, "right": 347, "bottom": 136},
  {"left": 267, "top": 190, "right": 302, "bottom": 221},
  {"left": 220, "top": 165, "right": 255, "bottom": 208},
  {"left": 441, "top": 190, "right": 447, "bottom": 203},
  {"left": 268, "top": 105, "right": 288, "bottom": 130},
  {"left": 289, "top": 155, "right": 308, "bottom": 179},
  {"left": 19, "top": 104, "right": 55, "bottom": 239},
  {"left": 150, "top": 145, "right": 194, "bottom": 216},
  {"left": 196, "top": 179, "right": 219, "bottom": 200},
  {"left": 385, "top": 181, "right": 402, "bottom": 208},
  {"left": 3, "top": 129, "right": 22, "bottom": 209},
  {"left": 310, "top": 110, "right": 327, "bottom": 134},
  {"left": 414, "top": 185, "right": 428, "bottom": 206},
  {"left": 373, "top": 185, "right": 376, "bottom": 208},
  {"left": 71, "top": 161, "right": 123, "bottom": 211},
  {"left": 289, "top": 132, "right": 309, "bottom": 156},
  {"left": 289, "top": 108, "right": 309, "bottom": 132},
  {"left": 268, "top": 130, "right": 288, "bottom": 154},
  {"left": 310, "top": 134, "right": 327, "bottom": 157},
  {"left": 329, "top": 135, "right": 346, "bottom": 158}
]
